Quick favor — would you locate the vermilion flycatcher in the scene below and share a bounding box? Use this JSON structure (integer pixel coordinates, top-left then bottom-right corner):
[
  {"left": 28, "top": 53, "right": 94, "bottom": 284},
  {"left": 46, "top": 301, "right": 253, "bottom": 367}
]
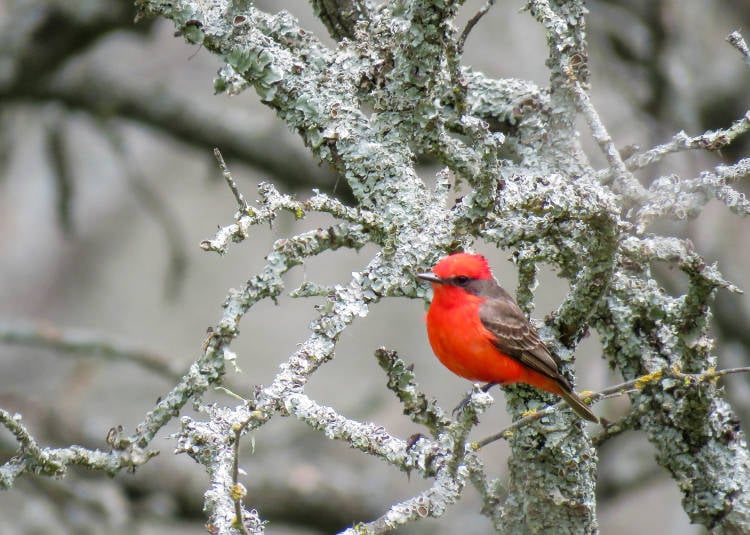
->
[{"left": 418, "top": 253, "right": 598, "bottom": 422}]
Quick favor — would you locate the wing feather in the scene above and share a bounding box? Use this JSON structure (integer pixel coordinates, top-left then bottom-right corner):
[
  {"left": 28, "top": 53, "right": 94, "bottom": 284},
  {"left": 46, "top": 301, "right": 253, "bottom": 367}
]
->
[{"left": 478, "top": 291, "right": 564, "bottom": 383}]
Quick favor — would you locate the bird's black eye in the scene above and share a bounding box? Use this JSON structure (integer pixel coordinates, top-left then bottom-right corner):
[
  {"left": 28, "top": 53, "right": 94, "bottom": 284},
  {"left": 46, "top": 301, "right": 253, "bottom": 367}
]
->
[{"left": 454, "top": 275, "right": 470, "bottom": 286}]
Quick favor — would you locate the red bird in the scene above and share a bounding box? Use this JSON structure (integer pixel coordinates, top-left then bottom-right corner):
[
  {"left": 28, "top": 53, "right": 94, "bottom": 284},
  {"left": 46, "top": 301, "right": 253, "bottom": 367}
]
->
[{"left": 418, "top": 253, "right": 597, "bottom": 422}]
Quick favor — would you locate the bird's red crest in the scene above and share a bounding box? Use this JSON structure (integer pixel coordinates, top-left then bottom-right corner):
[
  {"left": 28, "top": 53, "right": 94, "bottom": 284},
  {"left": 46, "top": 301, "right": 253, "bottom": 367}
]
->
[{"left": 432, "top": 253, "right": 492, "bottom": 280}]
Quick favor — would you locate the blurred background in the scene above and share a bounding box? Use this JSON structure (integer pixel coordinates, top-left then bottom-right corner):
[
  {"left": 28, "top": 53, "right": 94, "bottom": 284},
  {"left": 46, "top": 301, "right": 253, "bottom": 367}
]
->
[{"left": 0, "top": 1, "right": 749, "bottom": 533}]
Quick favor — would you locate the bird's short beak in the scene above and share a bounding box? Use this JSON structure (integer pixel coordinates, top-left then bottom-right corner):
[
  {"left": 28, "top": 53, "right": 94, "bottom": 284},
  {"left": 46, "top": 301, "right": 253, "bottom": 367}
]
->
[{"left": 417, "top": 272, "right": 442, "bottom": 284}]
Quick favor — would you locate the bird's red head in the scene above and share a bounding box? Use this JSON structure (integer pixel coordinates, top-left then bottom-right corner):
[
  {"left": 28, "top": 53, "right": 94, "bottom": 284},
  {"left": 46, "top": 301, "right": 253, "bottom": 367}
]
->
[{"left": 432, "top": 253, "right": 492, "bottom": 280}]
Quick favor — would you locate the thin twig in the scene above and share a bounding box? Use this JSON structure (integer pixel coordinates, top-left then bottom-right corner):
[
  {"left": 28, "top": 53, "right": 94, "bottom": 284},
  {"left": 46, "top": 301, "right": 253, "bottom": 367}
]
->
[
  {"left": 232, "top": 423, "right": 251, "bottom": 535},
  {"left": 0, "top": 409, "right": 45, "bottom": 459},
  {"left": 214, "top": 148, "right": 249, "bottom": 210},
  {"left": 592, "top": 31, "right": 750, "bottom": 182},
  {"left": 374, "top": 347, "right": 452, "bottom": 433},
  {"left": 474, "top": 366, "right": 750, "bottom": 449},
  {"left": 591, "top": 402, "right": 650, "bottom": 447},
  {"left": 458, "top": 0, "right": 496, "bottom": 54},
  {"left": 727, "top": 31, "right": 750, "bottom": 67},
  {"left": 0, "top": 408, "right": 158, "bottom": 488},
  {"left": 565, "top": 70, "right": 648, "bottom": 202},
  {"left": 597, "top": 113, "right": 750, "bottom": 180},
  {"left": 694, "top": 366, "right": 750, "bottom": 380}
]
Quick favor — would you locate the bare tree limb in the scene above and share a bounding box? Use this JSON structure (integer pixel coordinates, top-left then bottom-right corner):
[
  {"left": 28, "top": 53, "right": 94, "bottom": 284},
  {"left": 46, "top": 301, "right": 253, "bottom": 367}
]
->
[{"left": 0, "top": 322, "right": 183, "bottom": 381}]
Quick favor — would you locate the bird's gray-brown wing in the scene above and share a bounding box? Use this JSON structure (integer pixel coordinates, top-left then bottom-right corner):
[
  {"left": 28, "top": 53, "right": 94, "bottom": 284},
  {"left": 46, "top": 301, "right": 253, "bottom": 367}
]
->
[
  {"left": 473, "top": 281, "right": 598, "bottom": 422},
  {"left": 477, "top": 285, "right": 565, "bottom": 384}
]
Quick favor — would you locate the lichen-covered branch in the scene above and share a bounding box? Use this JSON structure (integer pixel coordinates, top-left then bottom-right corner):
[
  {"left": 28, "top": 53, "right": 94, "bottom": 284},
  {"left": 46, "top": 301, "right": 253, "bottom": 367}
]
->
[
  {"left": 133, "top": 3, "right": 750, "bottom": 533},
  {"left": 637, "top": 157, "right": 750, "bottom": 230},
  {"left": 596, "top": 112, "right": 750, "bottom": 180},
  {"left": 596, "top": 233, "right": 750, "bottom": 532},
  {"left": 474, "top": 366, "right": 750, "bottom": 449},
  {"left": 342, "top": 460, "right": 466, "bottom": 535},
  {"left": 727, "top": 31, "right": 750, "bottom": 66},
  {"left": 567, "top": 74, "right": 647, "bottom": 202},
  {"left": 0, "top": 409, "right": 158, "bottom": 489},
  {"left": 4, "top": 2, "right": 750, "bottom": 535},
  {"left": 375, "top": 348, "right": 453, "bottom": 434}
]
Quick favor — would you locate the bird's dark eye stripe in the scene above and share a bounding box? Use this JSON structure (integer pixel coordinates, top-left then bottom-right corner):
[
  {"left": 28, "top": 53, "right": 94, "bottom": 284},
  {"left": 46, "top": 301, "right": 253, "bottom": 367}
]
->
[{"left": 453, "top": 276, "right": 471, "bottom": 286}]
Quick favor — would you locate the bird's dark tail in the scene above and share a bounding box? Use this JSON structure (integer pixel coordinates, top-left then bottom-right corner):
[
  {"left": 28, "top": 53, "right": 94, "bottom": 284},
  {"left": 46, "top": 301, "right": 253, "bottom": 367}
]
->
[{"left": 558, "top": 387, "right": 598, "bottom": 423}]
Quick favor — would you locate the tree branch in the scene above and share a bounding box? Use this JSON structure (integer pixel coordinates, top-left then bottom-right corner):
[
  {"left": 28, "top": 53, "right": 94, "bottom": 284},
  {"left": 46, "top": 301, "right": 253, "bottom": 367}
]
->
[{"left": 0, "top": 322, "right": 182, "bottom": 381}]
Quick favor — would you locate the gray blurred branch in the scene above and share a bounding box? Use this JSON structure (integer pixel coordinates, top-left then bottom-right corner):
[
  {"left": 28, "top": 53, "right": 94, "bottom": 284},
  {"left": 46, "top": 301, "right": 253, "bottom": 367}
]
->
[
  {"left": 0, "top": 322, "right": 182, "bottom": 381},
  {"left": 0, "top": 0, "right": 339, "bottom": 194},
  {"left": 19, "top": 67, "right": 338, "bottom": 191}
]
